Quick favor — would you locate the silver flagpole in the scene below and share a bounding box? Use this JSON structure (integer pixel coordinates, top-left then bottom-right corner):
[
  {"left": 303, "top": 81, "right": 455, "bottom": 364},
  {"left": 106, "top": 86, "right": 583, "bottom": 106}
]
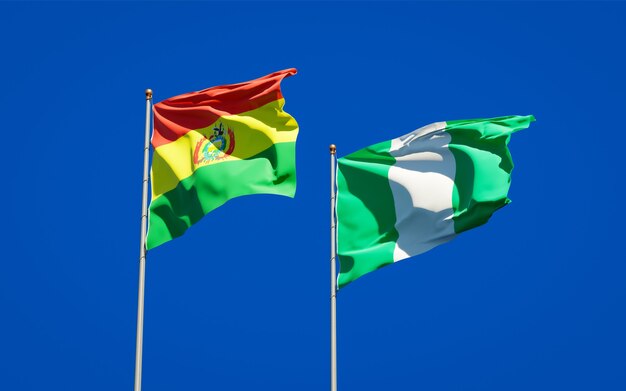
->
[
  {"left": 134, "top": 88, "right": 152, "bottom": 391},
  {"left": 330, "top": 144, "right": 338, "bottom": 391}
]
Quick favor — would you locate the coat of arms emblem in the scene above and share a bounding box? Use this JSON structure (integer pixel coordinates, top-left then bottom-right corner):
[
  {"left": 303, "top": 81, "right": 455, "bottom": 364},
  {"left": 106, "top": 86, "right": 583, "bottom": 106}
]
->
[{"left": 193, "top": 122, "right": 236, "bottom": 166}]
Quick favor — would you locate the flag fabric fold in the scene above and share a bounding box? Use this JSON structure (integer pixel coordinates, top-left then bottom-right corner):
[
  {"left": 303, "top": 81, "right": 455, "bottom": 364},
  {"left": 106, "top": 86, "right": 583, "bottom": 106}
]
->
[
  {"left": 147, "top": 69, "right": 299, "bottom": 250},
  {"left": 336, "top": 115, "right": 535, "bottom": 288}
]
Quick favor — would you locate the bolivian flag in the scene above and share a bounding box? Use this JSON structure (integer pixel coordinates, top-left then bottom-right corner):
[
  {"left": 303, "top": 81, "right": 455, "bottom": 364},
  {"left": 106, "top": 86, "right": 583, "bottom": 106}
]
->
[{"left": 147, "top": 69, "right": 299, "bottom": 250}]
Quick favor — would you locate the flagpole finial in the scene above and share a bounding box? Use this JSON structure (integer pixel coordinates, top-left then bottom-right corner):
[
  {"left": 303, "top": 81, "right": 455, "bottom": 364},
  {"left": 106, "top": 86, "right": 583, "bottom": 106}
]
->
[
  {"left": 330, "top": 144, "right": 336, "bottom": 155},
  {"left": 145, "top": 89, "right": 153, "bottom": 100}
]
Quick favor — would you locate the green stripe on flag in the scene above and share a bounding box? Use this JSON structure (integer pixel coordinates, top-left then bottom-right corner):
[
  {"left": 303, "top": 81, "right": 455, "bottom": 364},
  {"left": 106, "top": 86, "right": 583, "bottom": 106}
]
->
[
  {"left": 147, "top": 142, "right": 296, "bottom": 250},
  {"left": 336, "top": 140, "right": 398, "bottom": 289},
  {"left": 447, "top": 115, "right": 535, "bottom": 233}
]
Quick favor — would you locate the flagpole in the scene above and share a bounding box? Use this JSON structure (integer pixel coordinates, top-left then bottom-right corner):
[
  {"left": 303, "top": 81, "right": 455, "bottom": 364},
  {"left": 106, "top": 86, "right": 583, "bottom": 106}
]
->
[
  {"left": 330, "top": 144, "right": 338, "bottom": 391},
  {"left": 134, "top": 88, "right": 152, "bottom": 391}
]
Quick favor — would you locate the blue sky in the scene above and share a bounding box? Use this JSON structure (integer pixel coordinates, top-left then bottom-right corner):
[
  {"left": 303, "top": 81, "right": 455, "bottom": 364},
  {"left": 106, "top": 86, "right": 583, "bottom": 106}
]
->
[{"left": 1, "top": 2, "right": 625, "bottom": 390}]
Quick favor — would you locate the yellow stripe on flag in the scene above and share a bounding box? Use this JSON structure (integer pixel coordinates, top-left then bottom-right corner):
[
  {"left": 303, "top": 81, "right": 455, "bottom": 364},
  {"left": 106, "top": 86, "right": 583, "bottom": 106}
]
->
[{"left": 151, "top": 99, "right": 298, "bottom": 200}]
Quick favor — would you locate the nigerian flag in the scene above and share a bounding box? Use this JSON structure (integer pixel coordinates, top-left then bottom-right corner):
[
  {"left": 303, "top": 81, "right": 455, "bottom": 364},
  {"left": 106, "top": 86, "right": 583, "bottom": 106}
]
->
[{"left": 336, "top": 115, "right": 535, "bottom": 288}]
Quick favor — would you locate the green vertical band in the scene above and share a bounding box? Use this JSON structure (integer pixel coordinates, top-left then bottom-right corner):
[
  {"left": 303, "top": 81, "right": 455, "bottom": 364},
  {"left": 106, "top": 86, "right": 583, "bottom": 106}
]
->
[
  {"left": 336, "top": 140, "right": 398, "bottom": 289},
  {"left": 447, "top": 115, "right": 535, "bottom": 233}
]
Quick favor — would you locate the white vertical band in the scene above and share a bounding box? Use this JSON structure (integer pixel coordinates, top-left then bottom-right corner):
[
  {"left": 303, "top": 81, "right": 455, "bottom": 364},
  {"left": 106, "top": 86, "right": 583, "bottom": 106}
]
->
[{"left": 388, "top": 122, "right": 457, "bottom": 262}]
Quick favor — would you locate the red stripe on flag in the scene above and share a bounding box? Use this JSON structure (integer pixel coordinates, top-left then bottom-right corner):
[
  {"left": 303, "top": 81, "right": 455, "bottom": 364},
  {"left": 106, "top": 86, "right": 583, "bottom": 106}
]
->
[{"left": 152, "top": 68, "right": 297, "bottom": 149}]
